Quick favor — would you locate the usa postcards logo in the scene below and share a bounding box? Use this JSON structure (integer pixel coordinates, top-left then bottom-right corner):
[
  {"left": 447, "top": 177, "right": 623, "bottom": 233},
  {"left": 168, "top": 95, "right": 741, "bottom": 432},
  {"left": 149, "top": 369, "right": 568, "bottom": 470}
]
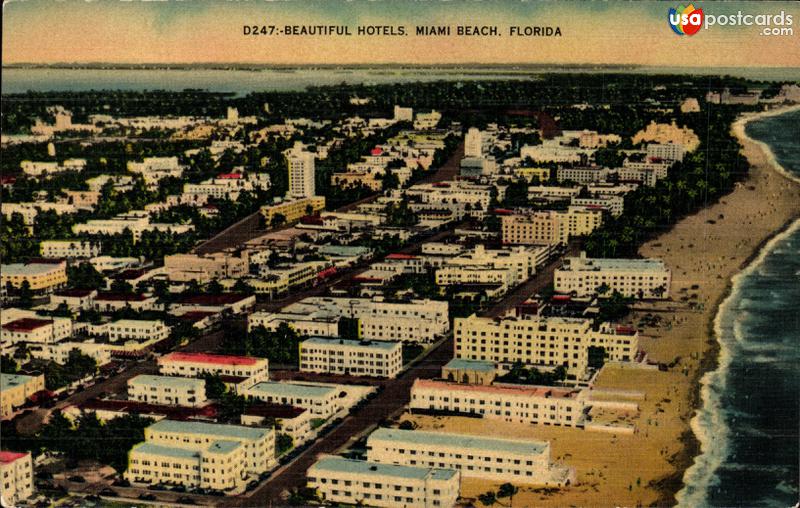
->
[{"left": 668, "top": 4, "right": 704, "bottom": 35}]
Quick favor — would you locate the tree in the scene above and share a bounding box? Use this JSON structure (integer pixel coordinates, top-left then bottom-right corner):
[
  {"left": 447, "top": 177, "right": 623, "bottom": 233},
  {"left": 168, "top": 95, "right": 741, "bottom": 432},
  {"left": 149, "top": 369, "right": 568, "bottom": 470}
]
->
[
  {"left": 232, "top": 279, "right": 255, "bottom": 295},
  {"left": 1, "top": 355, "right": 18, "bottom": 373},
  {"left": 478, "top": 491, "right": 497, "bottom": 506},
  {"left": 588, "top": 346, "right": 606, "bottom": 370},
  {"left": 270, "top": 213, "right": 287, "bottom": 228},
  {"left": 109, "top": 279, "right": 133, "bottom": 293},
  {"left": 497, "top": 483, "right": 519, "bottom": 506},
  {"left": 206, "top": 279, "right": 224, "bottom": 295},
  {"left": 17, "top": 280, "right": 33, "bottom": 309},
  {"left": 203, "top": 373, "right": 227, "bottom": 399}
]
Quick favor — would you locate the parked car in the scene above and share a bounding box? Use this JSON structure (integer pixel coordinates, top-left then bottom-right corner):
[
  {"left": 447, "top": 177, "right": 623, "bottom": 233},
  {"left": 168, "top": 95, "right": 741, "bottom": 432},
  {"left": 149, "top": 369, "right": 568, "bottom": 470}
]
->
[
  {"left": 98, "top": 487, "right": 118, "bottom": 497},
  {"left": 176, "top": 497, "right": 197, "bottom": 505},
  {"left": 138, "top": 493, "right": 157, "bottom": 501},
  {"left": 67, "top": 475, "right": 86, "bottom": 483}
]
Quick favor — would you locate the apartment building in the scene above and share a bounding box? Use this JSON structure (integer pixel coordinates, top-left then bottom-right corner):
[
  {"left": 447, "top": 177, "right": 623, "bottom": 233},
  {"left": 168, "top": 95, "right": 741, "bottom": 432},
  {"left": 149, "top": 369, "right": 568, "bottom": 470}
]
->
[
  {"left": 0, "top": 451, "right": 34, "bottom": 505},
  {"left": 245, "top": 382, "right": 339, "bottom": 418},
  {"left": 39, "top": 240, "right": 102, "bottom": 259},
  {"left": 92, "top": 292, "right": 159, "bottom": 313},
  {"left": 555, "top": 167, "right": 610, "bottom": 184},
  {"left": 260, "top": 196, "right": 326, "bottom": 225},
  {"left": 50, "top": 288, "right": 97, "bottom": 310},
  {"left": 20, "top": 158, "right": 86, "bottom": 176},
  {"left": 403, "top": 181, "right": 500, "bottom": 211},
  {"left": 366, "top": 428, "right": 571, "bottom": 486},
  {"left": 250, "top": 297, "right": 450, "bottom": 344},
  {"left": 163, "top": 252, "right": 248, "bottom": 284},
  {"left": 307, "top": 456, "right": 460, "bottom": 508},
  {"left": 501, "top": 206, "right": 602, "bottom": 246},
  {"left": 125, "top": 420, "right": 275, "bottom": 492},
  {"left": 128, "top": 375, "right": 207, "bottom": 407},
  {"left": 299, "top": 337, "right": 403, "bottom": 378},
  {"left": 453, "top": 313, "right": 639, "bottom": 376},
  {"left": 1, "top": 260, "right": 67, "bottom": 293},
  {"left": 646, "top": 142, "right": 686, "bottom": 161},
  {"left": 241, "top": 404, "right": 314, "bottom": 447},
  {"left": 521, "top": 143, "right": 587, "bottom": 164},
  {"left": 73, "top": 212, "right": 194, "bottom": 241},
  {"left": 1, "top": 373, "right": 45, "bottom": 419},
  {"left": 571, "top": 195, "right": 625, "bottom": 217},
  {"left": 2, "top": 202, "right": 78, "bottom": 226},
  {"left": 157, "top": 352, "right": 269, "bottom": 390},
  {"left": 101, "top": 319, "right": 170, "bottom": 342},
  {"left": 127, "top": 156, "right": 184, "bottom": 188},
  {"left": 554, "top": 253, "right": 671, "bottom": 299},
  {"left": 410, "top": 379, "right": 587, "bottom": 428},
  {"left": 1, "top": 310, "right": 72, "bottom": 345}
]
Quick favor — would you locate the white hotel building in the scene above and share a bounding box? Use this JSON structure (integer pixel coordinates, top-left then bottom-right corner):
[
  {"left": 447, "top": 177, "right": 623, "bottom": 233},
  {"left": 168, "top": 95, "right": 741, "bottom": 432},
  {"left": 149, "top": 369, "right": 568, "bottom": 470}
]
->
[
  {"left": 554, "top": 253, "right": 671, "bottom": 299},
  {"left": 157, "top": 352, "right": 269, "bottom": 390},
  {"left": 299, "top": 337, "right": 403, "bottom": 378},
  {"left": 245, "top": 382, "right": 339, "bottom": 418},
  {"left": 366, "top": 428, "right": 573, "bottom": 486},
  {"left": 454, "top": 313, "right": 639, "bottom": 376},
  {"left": 307, "top": 456, "right": 460, "bottom": 508},
  {"left": 127, "top": 375, "right": 207, "bottom": 407},
  {"left": 249, "top": 297, "right": 450, "bottom": 344},
  {"left": 125, "top": 420, "right": 275, "bottom": 492},
  {"left": 410, "top": 379, "right": 587, "bottom": 428},
  {"left": 39, "top": 240, "right": 102, "bottom": 259}
]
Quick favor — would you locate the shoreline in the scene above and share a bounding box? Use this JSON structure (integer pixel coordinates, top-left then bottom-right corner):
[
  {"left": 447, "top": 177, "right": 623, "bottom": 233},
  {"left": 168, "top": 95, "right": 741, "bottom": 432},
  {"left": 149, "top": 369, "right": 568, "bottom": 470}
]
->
[
  {"left": 667, "top": 104, "right": 800, "bottom": 506},
  {"left": 384, "top": 104, "right": 800, "bottom": 508}
]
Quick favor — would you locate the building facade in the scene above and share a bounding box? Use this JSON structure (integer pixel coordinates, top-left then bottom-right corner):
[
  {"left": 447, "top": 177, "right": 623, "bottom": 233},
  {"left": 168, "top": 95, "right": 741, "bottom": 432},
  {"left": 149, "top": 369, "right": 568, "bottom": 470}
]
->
[
  {"left": 0, "top": 451, "right": 34, "bottom": 505},
  {"left": 299, "top": 337, "right": 403, "bottom": 378},
  {"left": 554, "top": 253, "right": 671, "bottom": 299},
  {"left": 128, "top": 375, "right": 207, "bottom": 407}
]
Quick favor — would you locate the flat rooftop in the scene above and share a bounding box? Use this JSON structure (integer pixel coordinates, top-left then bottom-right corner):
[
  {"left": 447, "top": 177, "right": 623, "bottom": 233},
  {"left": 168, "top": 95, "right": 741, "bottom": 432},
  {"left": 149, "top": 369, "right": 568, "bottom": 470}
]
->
[
  {"left": 1, "top": 262, "right": 63, "bottom": 276},
  {"left": 248, "top": 381, "right": 337, "bottom": 399},
  {"left": 369, "top": 428, "right": 548, "bottom": 456},
  {"left": 413, "top": 379, "right": 580, "bottom": 400},
  {"left": 2, "top": 318, "right": 52, "bottom": 332},
  {"left": 302, "top": 337, "right": 401, "bottom": 351},
  {"left": 130, "top": 442, "right": 200, "bottom": 461},
  {"left": 309, "top": 456, "right": 457, "bottom": 482},
  {"left": 148, "top": 419, "right": 269, "bottom": 441},
  {"left": 443, "top": 358, "right": 496, "bottom": 372},
  {"left": 1, "top": 373, "right": 39, "bottom": 390},
  {"left": 562, "top": 256, "right": 667, "bottom": 272},
  {"left": 129, "top": 374, "right": 204, "bottom": 390},
  {"left": 160, "top": 352, "right": 262, "bottom": 367}
]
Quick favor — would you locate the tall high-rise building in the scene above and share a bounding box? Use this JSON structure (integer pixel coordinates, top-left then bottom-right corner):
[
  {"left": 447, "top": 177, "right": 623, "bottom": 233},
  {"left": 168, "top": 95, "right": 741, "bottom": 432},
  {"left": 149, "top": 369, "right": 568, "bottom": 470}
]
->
[
  {"left": 464, "top": 127, "right": 483, "bottom": 158},
  {"left": 287, "top": 142, "right": 316, "bottom": 199}
]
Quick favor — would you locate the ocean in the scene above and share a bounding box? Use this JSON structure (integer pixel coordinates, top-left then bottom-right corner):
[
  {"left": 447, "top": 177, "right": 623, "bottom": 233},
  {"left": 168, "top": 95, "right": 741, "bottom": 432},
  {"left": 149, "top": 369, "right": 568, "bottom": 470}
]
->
[
  {"left": 677, "top": 109, "right": 800, "bottom": 507},
  {"left": 2, "top": 65, "right": 799, "bottom": 94}
]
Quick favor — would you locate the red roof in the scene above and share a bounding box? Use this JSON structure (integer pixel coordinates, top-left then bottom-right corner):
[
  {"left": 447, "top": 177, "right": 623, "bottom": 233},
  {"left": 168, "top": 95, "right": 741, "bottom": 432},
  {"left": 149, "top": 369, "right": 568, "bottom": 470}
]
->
[
  {"left": 615, "top": 325, "right": 636, "bottom": 335},
  {"left": 217, "top": 173, "right": 243, "bottom": 179},
  {"left": 2, "top": 318, "right": 52, "bottom": 332},
  {"left": 0, "top": 451, "right": 28, "bottom": 463},
  {"left": 79, "top": 399, "right": 218, "bottom": 420},
  {"left": 0, "top": 176, "right": 17, "bottom": 185},
  {"left": 370, "top": 147, "right": 383, "bottom": 156},
  {"left": 160, "top": 352, "right": 259, "bottom": 366},
  {"left": 493, "top": 208, "right": 514, "bottom": 215},
  {"left": 386, "top": 253, "right": 417, "bottom": 260}
]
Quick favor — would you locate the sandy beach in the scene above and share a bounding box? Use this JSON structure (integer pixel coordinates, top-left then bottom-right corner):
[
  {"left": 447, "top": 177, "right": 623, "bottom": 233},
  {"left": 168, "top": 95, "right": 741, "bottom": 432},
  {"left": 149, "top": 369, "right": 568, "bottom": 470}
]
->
[{"left": 401, "top": 105, "right": 800, "bottom": 508}]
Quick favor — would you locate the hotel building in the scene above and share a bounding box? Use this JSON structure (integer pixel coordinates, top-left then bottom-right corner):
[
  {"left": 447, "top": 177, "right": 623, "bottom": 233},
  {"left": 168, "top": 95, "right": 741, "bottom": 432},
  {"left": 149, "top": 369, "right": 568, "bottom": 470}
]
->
[
  {"left": 250, "top": 297, "right": 449, "bottom": 344},
  {"left": 366, "top": 428, "right": 572, "bottom": 486},
  {"left": 0, "top": 451, "right": 34, "bottom": 505},
  {"left": 128, "top": 375, "right": 207, "bottom": 407},
  {"left": 1, "top": 373, "right": 45, "bottom": 419},
  {"left": 554, "top": 253, "right": 671, "bottom": 299},
  {"left": 501, "top": 206, "right": 603, "bottom": 246},
  {"left": 299, "top": 337, "right": 403, "bottom": 378},
  {"left": 1, "top": 260, "right": 68, "bottom": 294},
  {"left": 307, "top": 456, "right": 460, "bottom": 508},
  {"left": 125, "top": 420, "right": 275, "bottom": 492},
  {"left": 245, "top": 382, "right": 339, "bottom": 418},
  {"left": 410, "top": 379, "right": 587, "bottom": 428},
  {"left": 454, "top": 313, "right": 639, "bottom": 376},
  {"left": 157, "top": 352, "right": 269, "bottom": 390},
  {"left": 39, "top": 240, "right": 102, "bottom": 259}
]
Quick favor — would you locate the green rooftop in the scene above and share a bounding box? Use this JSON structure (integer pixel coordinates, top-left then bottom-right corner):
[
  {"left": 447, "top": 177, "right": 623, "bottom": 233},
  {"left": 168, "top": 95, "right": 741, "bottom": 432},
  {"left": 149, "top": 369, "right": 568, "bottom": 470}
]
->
[
  {"left": 130, "top": 442, "right": 200, "bottom": 461},
  {"left": 1, "top": 373, "right": 38, "bottom": 391},
  {"left": 129, "top": 375, "right": 204, "bottom": 390},
  {"left": 303, "top": 336, "right": 401, "bottom": 351},
  {"left": 443, "top": 358, "right": 496, "bottom": 372},
  {"left": 247, "top": 381, "right": 337, "bottom": 399},
  {"left": 368, "top": 428, "right": 548, "bottom": 456},
  {"left": 309, "top": 456, "right": 457, "bottom": 481},
  {"left": 147, "top": 419, "right": 268, "bottom": 441}
]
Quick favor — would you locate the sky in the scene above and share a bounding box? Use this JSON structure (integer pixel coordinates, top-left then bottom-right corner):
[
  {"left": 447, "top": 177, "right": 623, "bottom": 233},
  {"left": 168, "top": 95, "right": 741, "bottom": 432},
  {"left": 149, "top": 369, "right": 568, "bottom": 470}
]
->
[{"left": 2, "top": 0, "right": 799, "bottom": 67}]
